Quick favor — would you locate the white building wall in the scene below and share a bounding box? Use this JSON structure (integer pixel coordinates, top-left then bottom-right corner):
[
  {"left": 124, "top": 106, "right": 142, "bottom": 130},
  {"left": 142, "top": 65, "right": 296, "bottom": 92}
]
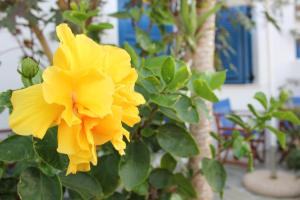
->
[
  {"left": 0, "top": 1, "right": 119, "bottom": 129},
  {"left": 218, "top": 2, "right": 300, "bottom": 110}
]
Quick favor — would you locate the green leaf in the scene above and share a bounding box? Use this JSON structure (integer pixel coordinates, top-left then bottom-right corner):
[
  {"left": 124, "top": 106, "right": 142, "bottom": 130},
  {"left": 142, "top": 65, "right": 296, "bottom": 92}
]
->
[
  {"left": 193, "top": 79, "right": 218, "bottom": 102},
  {"left": 12, "top": 160, "right": 37, "bottom": 177},
  {"left": 157, "top": 124, "right": 199, "bottom": 157},
  {"left": 180, "top": 0, "right": 194, "bottom": 35},
  {"left": 133, "top": 181, "right": 149, "bottom": 196},
  {"left": 173, "top": 173, "right": 197, "bottom": 198},
  {"left": 0, "top": 135, "right": 34, "bottom": 162},
  {"left": 209, "top": 144, "right": 216, "bottom": 159},
  {"left": 206, "top": 70, "right": 226, "bottom": 90},
  {"left": 63, "top": 11, "right": 85, "bottom": 26},
  {"left": 87, "top": 23, "right": 113, "bottom": 32},
  {"left": 34, "top": 127, "right": 68, "bottom": 170},
  {"left": 68, "top": 190, "right": 84, "bottom": 200},
  {"left": 170, "top": 193, "right": 183, "bottom": 200},
  {"left": 197, "top": 2, "right": 223, "bottom": 29},
  {"left": 135, "top": 28, "right": 157, "bottom": 53},
  {"left": 254, "top": 92, "right": 268, "bottom": 110},
  {"left": 233, "top": 136, "right": 250, "bottom": 159},
  {"left": 124, "top": 42, "right": 139, "bottom": 68},
  {"left": 167, "top": 61, "right": 190, "bottom": 91},
  {"left": 159, "top": 107, "right": 182, "bottom": 122},
  {"left": 161, "top": 153, "right": 177, "bottom": 172},
  {"left": 0, "top": 161, "right": 4, "bottom": 178},
  {"left": 161, "top": 57, "right": 175, "bottom": 84},
  {"left": 110, "top": 11, "right": 131, "bottom": 19},
  {"left": 91, "top": 153, "right": 120, "bottom": 196},
  {"left": 144, "top": 56, "right": 168, "bottom": 77},
  {"left": 247, "top": 104, "right": 260, "bottom": 117},
  {"left": 140, "top": 76, "right": 162, "bottom": 94},
  {"left": 119, "top": 141, "right": 150, "bottom": 190},
  {"left": 266, "top": 125, "right": 286, "bottom": 149},
  {"left": 141, "top": 127, "right": 155, "bottom": 138},
  {"left": 227, "top": 114, "right": 249, "bottom": 130},
  {"left": 129, "top": 7, "right": 142, "bottom": 21},
  {"left": 174, "top": 95, "right": 199, "bottom": 123},
  {"left": 106, "top": 192, "right": 126, "bottom": 200},
  {"left": 150, "top": 94, "right": 179, "bottom": 108},
  {"left": 264, "top": 11, "right": 281, "bottom": 31},
  {"left": 149, "top": 168, "right": 173, "bottom": 189},
  {"left": 202, "top": 158, "right": 227, "bottom": 194},
  {"left": 18, "top": 168, "right": 62, "bottom": 200},
  {"left": 60, "top": 172, "right": 102, "bottom": 200},
  {"left": 0, "top": 90, "right": 12, "bottom": 113},
  {"left": 273, "top": 111, "right": 300, "bottom": 125},
  {"left": 0, "top": 177, "right": 18, "bottom": 195}
]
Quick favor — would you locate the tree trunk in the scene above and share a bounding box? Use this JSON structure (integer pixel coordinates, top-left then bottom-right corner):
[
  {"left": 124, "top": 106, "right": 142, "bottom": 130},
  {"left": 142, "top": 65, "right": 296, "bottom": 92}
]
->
[{"left": 188, "top": 0, "right": 216, "bottom": 200}]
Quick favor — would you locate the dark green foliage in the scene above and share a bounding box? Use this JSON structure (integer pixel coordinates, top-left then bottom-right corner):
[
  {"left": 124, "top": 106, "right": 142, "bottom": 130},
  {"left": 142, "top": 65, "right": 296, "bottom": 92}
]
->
[{"left": 286, "top": 149, "right": 300, "bottom": 171}]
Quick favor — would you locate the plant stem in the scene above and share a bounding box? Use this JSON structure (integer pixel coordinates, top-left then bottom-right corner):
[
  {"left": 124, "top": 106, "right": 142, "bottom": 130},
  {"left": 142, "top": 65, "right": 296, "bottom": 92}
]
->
[{"left": 30, "top": 24, "right": 53, "bottom": 64}]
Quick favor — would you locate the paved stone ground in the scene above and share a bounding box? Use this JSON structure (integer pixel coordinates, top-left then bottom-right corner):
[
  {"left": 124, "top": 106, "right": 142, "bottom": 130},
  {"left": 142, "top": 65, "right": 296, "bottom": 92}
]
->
[{"left": 214, "top": 165, "right": 300, "bottom": 200}]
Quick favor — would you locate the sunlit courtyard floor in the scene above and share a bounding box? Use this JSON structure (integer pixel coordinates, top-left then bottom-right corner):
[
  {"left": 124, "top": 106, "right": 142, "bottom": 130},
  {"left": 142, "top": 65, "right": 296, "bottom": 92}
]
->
[{"left": 214, "top": 165, "right": 300, "bottom": 200}]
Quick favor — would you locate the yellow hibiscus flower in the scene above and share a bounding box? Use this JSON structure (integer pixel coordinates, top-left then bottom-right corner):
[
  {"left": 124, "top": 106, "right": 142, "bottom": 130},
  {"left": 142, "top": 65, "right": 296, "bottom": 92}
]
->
[{"left": 9, "top": 23, "right": 145, "bottom": 174}]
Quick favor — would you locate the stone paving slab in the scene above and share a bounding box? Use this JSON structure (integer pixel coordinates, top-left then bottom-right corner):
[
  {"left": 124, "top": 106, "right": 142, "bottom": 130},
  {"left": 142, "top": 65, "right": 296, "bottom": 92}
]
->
[{"left": 214, "top": 165, "right": 300, "bottom": 200}]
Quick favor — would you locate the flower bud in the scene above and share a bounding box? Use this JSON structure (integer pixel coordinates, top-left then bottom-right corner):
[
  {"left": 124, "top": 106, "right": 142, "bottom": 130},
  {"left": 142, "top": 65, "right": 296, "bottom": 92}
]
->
[
  {"left": 280, "top": 89, "right": 290, "bottom": 102},
  {"left": 20, "top": 57, "right": 39, "bottom": 79}
]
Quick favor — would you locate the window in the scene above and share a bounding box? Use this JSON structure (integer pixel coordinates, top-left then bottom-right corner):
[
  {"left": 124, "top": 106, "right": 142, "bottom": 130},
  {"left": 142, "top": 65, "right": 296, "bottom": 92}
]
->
[
  {"left": 296, "top": 40, "right": 300, "bottom": 58},
  {"left": 118, "top": 2, "right": 253, "bottom": 84},
  {"left": 216, "top": 6, "right": 254, "bottom": 84},
  {"left": 118, "top": 0, "right": 172, "bottom": 48}
]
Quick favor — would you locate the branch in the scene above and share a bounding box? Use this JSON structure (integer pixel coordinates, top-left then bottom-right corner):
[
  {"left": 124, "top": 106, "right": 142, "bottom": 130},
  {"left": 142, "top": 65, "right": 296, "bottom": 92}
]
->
[
  {"left": 57, "top": 0, "right": 69, "bottom": 10},
  {"left": 30, "top": 24, "right": 52, "bottom": 64}
]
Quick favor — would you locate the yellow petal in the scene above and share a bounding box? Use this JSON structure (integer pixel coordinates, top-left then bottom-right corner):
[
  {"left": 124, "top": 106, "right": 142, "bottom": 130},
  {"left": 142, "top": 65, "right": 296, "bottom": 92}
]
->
[
  {"left": 101, "top": 45, "right": 132, "bottom": 83},
  {"left": 74, "top": 34, "right": 106, "bottom": 71},
  {"left": 117, "top": 89, "right": 145, "bottom": 106},
  {"left": 66, "top": 145, "right": 97, "bottom": 175},
  {"left": 67, "top": 157, "right": 91, "bottom": 175},
  {"left": 111, "top": 127, "right": 130, "bottom": 155},
  {"left": 56, "top": 23, "right": 76, "bottom": 50},
  {"left": 57, "top": 120, "right": 81, "bottom": 155},
  {"left": 75, "top": 70, "right": 114, "bottom": 118},
  {"left": 53, "top": 45, "right": 71, "bottom": 70},
  {"left": 42, "top": 66, "right": 80, "bottom": 126},
  {"left": 55, "top": 24, "right": 79, "bottom": 71},
  {"left": 119, "top": 68, "right": 138, "bottom": 88},
  {"left": 92, "top": 106, "right": 123, "bottom": 145},
  {"left": 111, "top": 137, "right": 126, "bottom": 155},
  {"left": 9, "top": 84, "right": 62, "bottom": 139},
  {"left": 122, "top": 106, "right": 141, "bottom": 127}
]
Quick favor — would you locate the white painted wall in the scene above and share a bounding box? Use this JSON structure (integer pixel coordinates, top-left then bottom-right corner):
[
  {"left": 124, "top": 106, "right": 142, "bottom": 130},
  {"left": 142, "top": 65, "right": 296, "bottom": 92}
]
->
[
  {"left": 218, "top": 2, "right": 300, "bottom": 110},
  {"left": 0, "top": 1, "right": 118, "bottom": 129},
  {"left": 0, "top": 0, "right": 299, "bottom": 130}
]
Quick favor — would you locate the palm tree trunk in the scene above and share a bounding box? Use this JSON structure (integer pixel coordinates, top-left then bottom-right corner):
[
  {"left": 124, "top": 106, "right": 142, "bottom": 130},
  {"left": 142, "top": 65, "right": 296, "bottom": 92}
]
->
[{"left": 188, "top": 0, "right": 216, "bottom": 199}]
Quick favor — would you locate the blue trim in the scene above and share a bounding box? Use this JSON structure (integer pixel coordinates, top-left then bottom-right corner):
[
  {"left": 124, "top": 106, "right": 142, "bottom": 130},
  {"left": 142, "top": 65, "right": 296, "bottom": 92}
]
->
[
  {"left": 296, "top": 40, "right": 300, "bottom": 58},
  {"left": 213, "top": 99, "right": 235, "bottom": 128},
  {"left": 216, "top": 6, "right": 254, "bottom": 84},
  {"left": 117, "top": 3, "right": 253, "bottom": 84},
  {"left": 118, "top": 0, "right": 172, "bottom": 48}
]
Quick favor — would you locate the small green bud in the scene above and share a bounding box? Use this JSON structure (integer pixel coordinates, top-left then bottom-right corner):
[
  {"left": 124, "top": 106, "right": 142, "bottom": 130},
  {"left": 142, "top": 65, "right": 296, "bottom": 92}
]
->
[
  {"left": 70, "top": 2, "right": 78, "bottom": 10},
  {"left": 20, "top": 57, "right": 39, "bottom": 79},
  {"left": 279, "top": 89, "right": 289, "bottom": 102}
]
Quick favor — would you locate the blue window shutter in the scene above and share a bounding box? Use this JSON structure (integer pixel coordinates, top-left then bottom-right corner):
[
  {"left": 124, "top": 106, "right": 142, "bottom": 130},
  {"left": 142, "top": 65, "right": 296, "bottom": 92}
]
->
[
  {"left": 296, "top": 40, "right": 300, "bottom": 58},
  {"left": 118, "top": 0, "right": 172, "bottom": 48},
  {"left": 118, "top": 3, "right": 253, "bottom": 84},
  {"left": 216, "top": 6, "right": 254, "bottom": 84}
]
